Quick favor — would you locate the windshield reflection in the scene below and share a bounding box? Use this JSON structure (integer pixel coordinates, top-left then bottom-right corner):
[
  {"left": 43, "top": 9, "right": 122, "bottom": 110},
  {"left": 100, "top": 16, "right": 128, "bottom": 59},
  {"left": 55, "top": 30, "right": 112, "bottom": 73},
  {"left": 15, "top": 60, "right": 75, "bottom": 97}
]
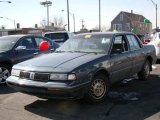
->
[{"left": 56, "top": 35, "right": 112, "bottom": 53}]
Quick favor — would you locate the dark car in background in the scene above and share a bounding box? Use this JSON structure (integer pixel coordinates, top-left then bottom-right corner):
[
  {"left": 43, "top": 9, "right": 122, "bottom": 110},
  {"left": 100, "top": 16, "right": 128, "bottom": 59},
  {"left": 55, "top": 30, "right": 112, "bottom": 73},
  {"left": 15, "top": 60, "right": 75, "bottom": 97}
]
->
[
  {"left": 7, "top": 32, "right": 156, "bottom": 103},
  {"left": 44, "top": 31, "right": 74, "bottom": 45},
  {"left": 0, "top": 34, "right": 59, "bottom": 83}
]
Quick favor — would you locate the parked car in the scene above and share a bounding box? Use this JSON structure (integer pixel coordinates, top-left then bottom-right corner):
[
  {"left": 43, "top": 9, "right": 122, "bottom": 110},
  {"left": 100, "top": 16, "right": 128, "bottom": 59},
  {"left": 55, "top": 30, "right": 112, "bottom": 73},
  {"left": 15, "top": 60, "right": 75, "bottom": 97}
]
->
[
  {"left": 43, "top": 31, "right": 74, "bottom": 44},
  {"left": 148, "top": 32, "right": 160, "bottom": 60},
  {"left": 0, "top": 34, "right": 59, "bottom": 84},
  {"left": 140, "top": 34, "right": 152, "bottom": 44},
  {"left": 7, "top": 32, "right": 156, "bottom": 103}
]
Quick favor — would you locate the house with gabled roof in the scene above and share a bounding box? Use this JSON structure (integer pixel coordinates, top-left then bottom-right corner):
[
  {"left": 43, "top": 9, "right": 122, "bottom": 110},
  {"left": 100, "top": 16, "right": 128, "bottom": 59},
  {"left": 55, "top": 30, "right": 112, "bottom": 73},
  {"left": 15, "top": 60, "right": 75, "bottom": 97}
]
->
[{"left": 111, "top": 11, "right": 152, "bottom": 35}]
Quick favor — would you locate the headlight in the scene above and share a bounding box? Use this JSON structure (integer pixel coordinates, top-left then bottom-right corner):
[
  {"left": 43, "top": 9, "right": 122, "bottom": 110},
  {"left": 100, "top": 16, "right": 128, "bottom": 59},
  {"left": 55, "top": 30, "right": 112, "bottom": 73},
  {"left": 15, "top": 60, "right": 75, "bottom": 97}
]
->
[
  {"left": 50, "top": 73, "right": 76, "bottom": 81},
  {"left": 11, "top": 69, "right": 20, "bottom": 77}
]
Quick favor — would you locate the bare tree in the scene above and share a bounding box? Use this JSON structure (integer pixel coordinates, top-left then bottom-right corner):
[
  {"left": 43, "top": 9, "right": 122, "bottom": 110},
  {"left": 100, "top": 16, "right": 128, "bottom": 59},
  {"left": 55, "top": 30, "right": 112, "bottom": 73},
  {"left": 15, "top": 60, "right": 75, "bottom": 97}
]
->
[
  {"left": 91, "top": 25, "right": 109, "bottom": 32},
  {"left": 51, "top": 16, "right": 65, "bottom": 28}
]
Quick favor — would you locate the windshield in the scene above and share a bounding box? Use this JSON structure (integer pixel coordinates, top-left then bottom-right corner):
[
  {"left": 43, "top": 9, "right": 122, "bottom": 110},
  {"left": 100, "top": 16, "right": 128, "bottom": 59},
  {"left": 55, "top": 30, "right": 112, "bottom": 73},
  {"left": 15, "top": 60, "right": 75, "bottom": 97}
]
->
[
  {"left": 44, "top": 33, "right": 68, "bottom": 43},
  {"left": 57, "top": 34, "right": 112, "bottom": 53},
  {"left": 0, "top": 36, "right": 19, "bottom": 51}
]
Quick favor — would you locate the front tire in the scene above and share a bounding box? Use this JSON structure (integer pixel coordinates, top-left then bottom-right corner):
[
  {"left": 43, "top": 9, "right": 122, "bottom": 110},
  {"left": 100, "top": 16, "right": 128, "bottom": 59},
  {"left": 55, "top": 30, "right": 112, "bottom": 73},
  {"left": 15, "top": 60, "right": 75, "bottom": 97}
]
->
[
  {"left": 85, "top": 74, "right": 109, "bottom": 103},
  {"left": 0, "top": 64, "right": 11, "bottom": 84},
  {"left": 138, "top": 60, "right": 150, "bottom": 80}
]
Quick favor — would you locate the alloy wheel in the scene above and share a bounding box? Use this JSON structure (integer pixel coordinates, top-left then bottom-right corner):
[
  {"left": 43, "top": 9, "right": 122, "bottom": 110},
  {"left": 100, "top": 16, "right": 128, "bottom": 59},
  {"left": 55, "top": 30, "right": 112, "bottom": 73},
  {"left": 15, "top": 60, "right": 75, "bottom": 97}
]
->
[{"left": 0, "top": 67, "right": 10, "bottom": 84}]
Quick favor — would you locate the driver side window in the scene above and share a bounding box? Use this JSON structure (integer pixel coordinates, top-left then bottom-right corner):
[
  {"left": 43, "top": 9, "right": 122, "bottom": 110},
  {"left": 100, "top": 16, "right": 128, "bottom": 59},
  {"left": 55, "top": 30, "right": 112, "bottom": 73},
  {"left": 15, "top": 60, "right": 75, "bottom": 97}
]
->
[
  {"left": 18, "top": 37, "right": 34, "bottom": 49},
  {"left": 111, "top": 35, "right": 128, "bottom": 54}
]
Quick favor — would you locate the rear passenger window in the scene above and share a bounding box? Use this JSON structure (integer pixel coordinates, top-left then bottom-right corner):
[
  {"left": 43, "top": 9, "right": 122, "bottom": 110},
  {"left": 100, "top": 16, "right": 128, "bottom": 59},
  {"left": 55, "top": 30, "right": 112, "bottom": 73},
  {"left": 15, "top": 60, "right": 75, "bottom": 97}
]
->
[
  {"left": 126, "top": 35, "right": 141, "bottom": 51},
  {"left": 35, "top": 37, "right": 51, "bottom": 48}
]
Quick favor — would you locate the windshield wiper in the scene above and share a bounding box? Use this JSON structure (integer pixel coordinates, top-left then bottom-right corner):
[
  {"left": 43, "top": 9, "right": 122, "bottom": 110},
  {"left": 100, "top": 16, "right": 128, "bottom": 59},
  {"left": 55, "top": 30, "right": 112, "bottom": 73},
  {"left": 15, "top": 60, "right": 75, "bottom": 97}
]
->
[
  {"left": 71, "top": 50, "right": 86, "bottom": 53},
  {"left": 55, "top": 50, "right": 66, "bottom": 53}
]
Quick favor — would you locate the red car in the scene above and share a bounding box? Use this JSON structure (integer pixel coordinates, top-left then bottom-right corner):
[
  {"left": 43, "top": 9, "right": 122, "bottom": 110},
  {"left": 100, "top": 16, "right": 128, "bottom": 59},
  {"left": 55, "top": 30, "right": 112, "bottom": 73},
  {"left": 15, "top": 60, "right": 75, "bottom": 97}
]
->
[{"left": 141, "top": 35, "right": 152, "bottom": 44}]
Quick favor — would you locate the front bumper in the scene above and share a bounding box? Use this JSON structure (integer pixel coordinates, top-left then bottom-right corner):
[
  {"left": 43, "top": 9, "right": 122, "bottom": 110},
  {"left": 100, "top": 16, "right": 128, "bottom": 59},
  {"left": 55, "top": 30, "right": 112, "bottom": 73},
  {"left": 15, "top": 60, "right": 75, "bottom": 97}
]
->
[
  {"left": 155, "top": 47, "right": 160, "bottom": 59},
  {"left": 6, "top": 76, "right": 89, "bottom": 99}
]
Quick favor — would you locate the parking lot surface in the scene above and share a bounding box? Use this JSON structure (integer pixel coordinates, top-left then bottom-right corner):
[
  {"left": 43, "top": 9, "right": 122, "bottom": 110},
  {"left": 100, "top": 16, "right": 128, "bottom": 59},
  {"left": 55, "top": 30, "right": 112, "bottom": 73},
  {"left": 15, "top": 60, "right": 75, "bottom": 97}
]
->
[{"left": 0, "top": 64, "right": 160, "bottom": 120}]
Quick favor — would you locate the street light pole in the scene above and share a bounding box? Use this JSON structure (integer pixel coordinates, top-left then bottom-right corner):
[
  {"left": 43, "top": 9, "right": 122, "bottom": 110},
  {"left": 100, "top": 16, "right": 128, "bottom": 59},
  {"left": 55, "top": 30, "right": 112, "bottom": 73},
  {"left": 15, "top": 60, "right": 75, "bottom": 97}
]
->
[
  {"left": 62, "top": 9, "right": 75, "bottom": 32},
  {"left": 148, "top": 0, "right": 158, "bottom": 30},
  {"left": 73, "top": 14, "right": 75, "bottom": 32},
  {"left": 0, "top": 17, "right": 16, "bottom": 30},
  {"left": 156, "top": 4, "right": 157, "bottom": 30},
  {"left": 40, "top": 0, "right": 52, "bottom": 31},
  {"left": 99, "top": 0, "right": 101, "bottom": 32},
  {"left": 80, "top": 19, "right": 85, "bottom": 30},
  {"left": 67, "top": 0, "right": 70, "bottom": 31},
  {"left": 0, "top": 1, "right": 11, "bottom": 3}
]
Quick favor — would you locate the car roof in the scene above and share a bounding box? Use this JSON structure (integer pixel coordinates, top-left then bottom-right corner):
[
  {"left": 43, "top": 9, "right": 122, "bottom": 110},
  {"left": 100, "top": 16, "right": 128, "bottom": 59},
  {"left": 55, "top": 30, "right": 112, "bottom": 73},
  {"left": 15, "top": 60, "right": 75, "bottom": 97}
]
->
[
  {"left": 1, "top": 34, "right": 27, "bottom": 38},
  {"left": 1, "top": 34, "right": 52, "bottom": 38},
  {"left": 44, "top": 31, "right": 72, "bottom": 34},
  {"left": 1, "top": 34, "right": 43, "bottom": 37},
  {"left": 74, "top": 32, "right": 134, "bottom": 37}
]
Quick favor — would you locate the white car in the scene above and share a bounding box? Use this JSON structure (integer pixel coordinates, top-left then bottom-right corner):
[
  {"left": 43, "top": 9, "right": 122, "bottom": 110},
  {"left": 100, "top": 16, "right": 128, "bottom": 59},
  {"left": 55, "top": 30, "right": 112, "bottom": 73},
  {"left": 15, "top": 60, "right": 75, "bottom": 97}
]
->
[{"left": 148, "top": 32, "right": 160, "bottom": 60}]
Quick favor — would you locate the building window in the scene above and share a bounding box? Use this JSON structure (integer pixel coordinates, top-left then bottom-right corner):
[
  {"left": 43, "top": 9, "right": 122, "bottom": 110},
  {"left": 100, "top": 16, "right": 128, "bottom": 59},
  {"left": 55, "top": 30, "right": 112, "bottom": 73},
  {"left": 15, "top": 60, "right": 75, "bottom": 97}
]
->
[
  {"left": 120, "top": 14, "right": 123, "bottom": 21},
  {"left": 126, "top": 23, "right": 130, "bottom": 30},
  {"left": 113, "top": 24, "right": 122, "bottom": 31}
]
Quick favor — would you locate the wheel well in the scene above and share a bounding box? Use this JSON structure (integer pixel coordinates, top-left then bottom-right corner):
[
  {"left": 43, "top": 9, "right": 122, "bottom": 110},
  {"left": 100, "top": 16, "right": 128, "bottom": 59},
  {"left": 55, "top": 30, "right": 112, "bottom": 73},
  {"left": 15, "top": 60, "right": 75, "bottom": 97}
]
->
[
  {"left": 146, "top": 56, "right": 152, "bottom": 70},
  {"left": 0, "top": 61, "right": 12, "bottom": 69},
  {"left": 94, "top": 69, "right": 109, "bottom": 79}
]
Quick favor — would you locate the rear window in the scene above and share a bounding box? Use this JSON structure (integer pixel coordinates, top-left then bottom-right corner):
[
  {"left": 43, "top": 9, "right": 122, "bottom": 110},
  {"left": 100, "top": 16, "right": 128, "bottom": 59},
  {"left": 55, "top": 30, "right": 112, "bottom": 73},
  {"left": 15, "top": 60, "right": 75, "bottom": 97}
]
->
[{"left": 44, "top": 33, "right": 69, "bottom": 43}]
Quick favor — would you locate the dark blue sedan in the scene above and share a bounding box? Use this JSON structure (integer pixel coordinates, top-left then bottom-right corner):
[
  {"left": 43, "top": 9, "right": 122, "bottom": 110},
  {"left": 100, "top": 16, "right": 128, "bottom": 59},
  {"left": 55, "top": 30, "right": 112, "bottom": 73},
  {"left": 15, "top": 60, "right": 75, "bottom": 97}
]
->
[{"left": 0, "top": 34, "right": 59, "bottom": 84}]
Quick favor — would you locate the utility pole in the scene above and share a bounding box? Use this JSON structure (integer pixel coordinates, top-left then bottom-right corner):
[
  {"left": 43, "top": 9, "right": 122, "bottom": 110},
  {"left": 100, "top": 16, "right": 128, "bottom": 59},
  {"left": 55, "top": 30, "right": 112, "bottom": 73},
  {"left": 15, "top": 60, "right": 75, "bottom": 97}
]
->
[
  {"left": 80, "top": 19, "right": 85, "bottom": 30},
  {"left": 62, "top": 9, "right": 75, "bottom": 32},
  {"left": 99, "top": 0, "right": 101, "bottom": 32},
  {"left": 67, "top": 0, "right": 70, "bottom": 31},
  {"left": 148, "top": 0, "right": 158, "bottom": 30}
]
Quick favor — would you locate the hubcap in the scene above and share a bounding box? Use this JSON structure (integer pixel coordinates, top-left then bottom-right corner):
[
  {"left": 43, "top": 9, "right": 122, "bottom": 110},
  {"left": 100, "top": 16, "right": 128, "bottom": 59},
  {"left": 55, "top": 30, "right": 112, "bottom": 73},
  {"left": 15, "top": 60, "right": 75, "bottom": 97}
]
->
[
  {"left": 90, "top": 79, "right": 106, "bottom": 99},
  {"left": 0, "top": 67, "right": 10, "bottom": 84}
]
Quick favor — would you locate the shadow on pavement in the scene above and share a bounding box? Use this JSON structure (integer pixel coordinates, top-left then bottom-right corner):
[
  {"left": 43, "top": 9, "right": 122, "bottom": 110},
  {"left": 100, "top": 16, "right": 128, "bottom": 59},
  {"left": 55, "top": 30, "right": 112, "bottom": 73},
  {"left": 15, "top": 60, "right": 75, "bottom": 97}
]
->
[
  {"left": 0, "top": 84, "right": 16, "bottom": 94},
  {"left": 24, "top": 74, "right": 160, "bottom": 120}
]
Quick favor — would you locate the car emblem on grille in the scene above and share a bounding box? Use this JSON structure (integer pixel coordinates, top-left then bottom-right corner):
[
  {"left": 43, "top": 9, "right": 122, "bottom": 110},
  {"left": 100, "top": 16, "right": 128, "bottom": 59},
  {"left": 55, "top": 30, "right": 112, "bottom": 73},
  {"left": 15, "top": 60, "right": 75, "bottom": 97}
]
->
[{"left": 30, "top": 72, "right": 35, "bottom": 79}]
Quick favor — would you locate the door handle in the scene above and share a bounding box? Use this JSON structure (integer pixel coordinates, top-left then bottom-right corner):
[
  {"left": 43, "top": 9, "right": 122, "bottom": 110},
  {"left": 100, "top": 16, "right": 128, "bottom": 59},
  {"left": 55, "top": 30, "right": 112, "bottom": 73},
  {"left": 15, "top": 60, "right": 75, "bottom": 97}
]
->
[{"left": 34, "top": 52, "right": 38, "bottom": 55}]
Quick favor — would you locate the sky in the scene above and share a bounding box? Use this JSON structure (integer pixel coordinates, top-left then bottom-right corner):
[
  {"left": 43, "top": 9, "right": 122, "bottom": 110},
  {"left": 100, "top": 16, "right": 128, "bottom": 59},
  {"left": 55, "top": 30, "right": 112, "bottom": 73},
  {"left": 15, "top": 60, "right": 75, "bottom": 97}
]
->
[{"left": 0, "top": 0, "right": 160, "bottom": 32}]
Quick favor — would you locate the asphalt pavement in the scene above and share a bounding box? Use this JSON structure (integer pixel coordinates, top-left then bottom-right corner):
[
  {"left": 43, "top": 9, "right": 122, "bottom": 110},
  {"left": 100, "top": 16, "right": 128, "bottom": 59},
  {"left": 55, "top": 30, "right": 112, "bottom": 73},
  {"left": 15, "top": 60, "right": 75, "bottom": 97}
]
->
[{"left": 0, "top": 65, "right": 160, "bottom": 120}]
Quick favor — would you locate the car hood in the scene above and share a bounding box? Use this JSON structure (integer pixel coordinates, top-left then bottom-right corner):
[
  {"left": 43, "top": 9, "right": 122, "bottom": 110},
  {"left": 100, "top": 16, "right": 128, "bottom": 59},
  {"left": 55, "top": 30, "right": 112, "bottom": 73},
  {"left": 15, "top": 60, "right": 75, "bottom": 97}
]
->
[{"left": 14, "top": 52, "right": 106, "bottom": 72}]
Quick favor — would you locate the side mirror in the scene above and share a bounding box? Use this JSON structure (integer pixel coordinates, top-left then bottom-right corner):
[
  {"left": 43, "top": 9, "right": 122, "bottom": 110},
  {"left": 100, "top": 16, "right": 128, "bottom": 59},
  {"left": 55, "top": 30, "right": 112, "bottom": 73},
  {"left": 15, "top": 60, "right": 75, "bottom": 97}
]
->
[{"left": 15, "top": 46, "right": 26, "bottom": 51}]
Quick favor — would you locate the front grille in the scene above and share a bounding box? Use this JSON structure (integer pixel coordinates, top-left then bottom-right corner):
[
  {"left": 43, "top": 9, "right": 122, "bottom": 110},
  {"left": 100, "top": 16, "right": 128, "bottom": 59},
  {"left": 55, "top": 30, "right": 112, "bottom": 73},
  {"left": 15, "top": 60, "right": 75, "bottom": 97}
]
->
[
  {"left": 20, "top": 71, "right": 50, "bottom": 82},
  {"left": 20, "top": 72, "right": 30, "bottom": 79},
  {"left": 34, "top": 73, "right": 50, "bottom": 82}
]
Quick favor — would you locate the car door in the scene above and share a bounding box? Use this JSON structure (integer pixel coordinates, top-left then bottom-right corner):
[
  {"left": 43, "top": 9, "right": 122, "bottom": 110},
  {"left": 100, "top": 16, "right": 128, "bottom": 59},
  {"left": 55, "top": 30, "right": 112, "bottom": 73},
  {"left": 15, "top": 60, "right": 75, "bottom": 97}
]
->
[
  {"left": 109, "top": 35, "right": 133, "bottom": 83},
  {"left": 14, "top": 36, "right": 36, "bottom": 63},
  {"left": 126, "top": 34, "right": 145, "bottom": 74}
]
